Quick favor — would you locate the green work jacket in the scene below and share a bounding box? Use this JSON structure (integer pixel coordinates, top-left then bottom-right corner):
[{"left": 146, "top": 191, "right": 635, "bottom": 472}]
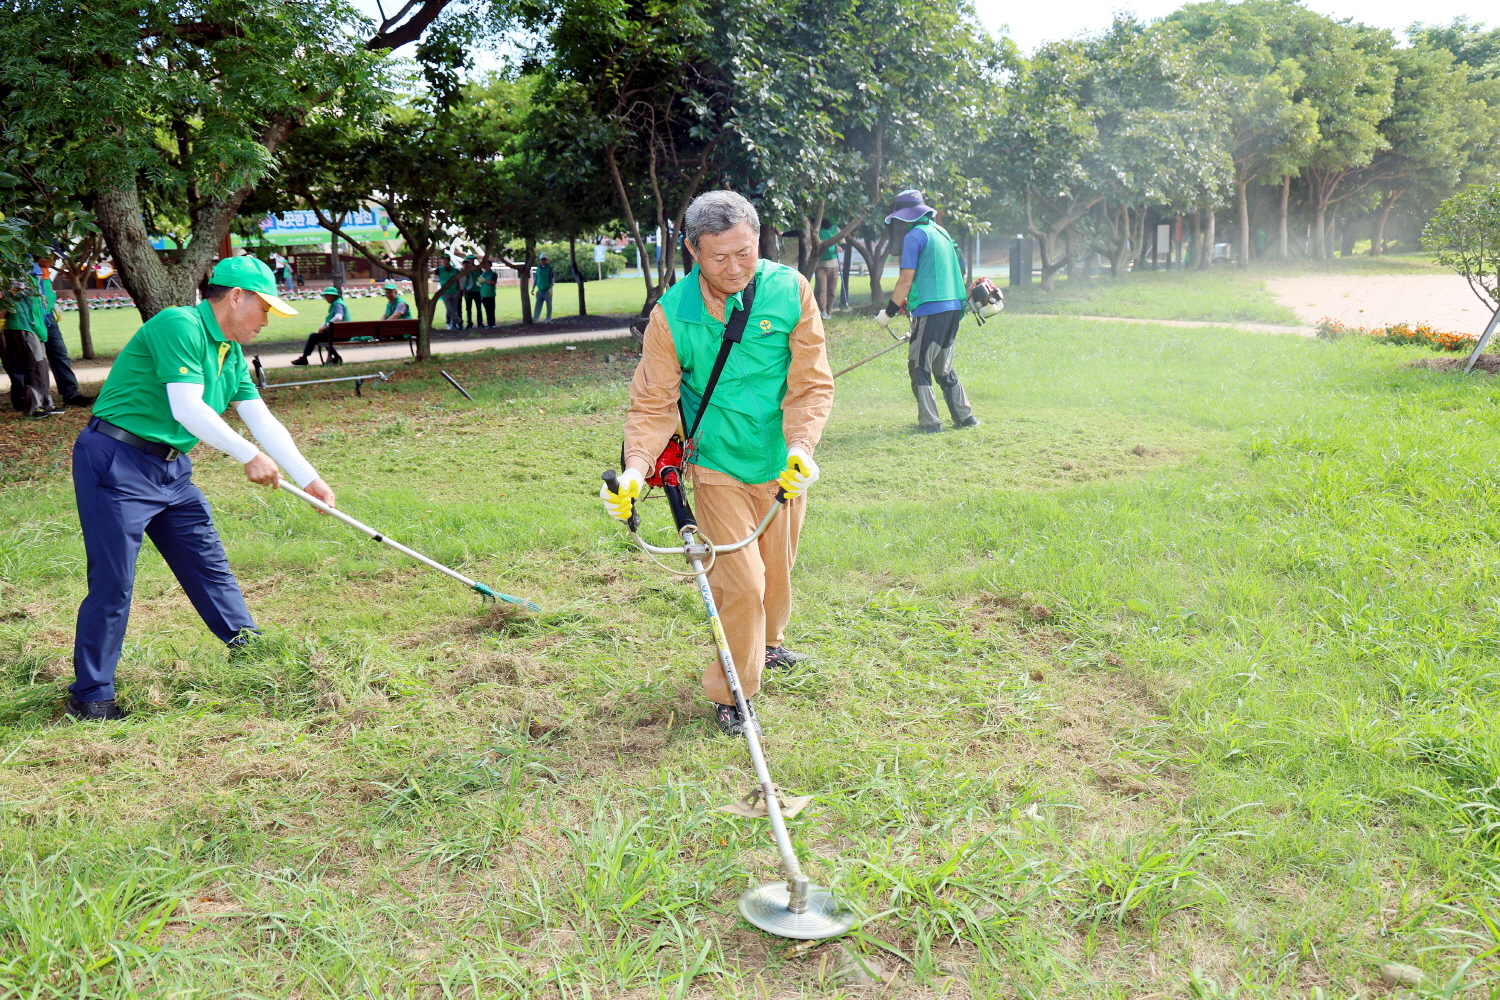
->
[{"left": 662, "top": 258, "right": 803, "bottom": 485}]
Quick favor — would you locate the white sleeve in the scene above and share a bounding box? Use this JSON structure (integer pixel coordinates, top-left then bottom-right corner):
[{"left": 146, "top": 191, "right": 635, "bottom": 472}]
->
[
  {"left": 233, "top": 397, "right": 321, "bottom": 487},
  {"left": 166, "top": 382, "right": 259, "bottom": 464}
]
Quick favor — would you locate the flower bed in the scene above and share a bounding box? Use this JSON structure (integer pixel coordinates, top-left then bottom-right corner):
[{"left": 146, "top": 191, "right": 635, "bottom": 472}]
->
[{"left": 1316, "top": 317, "right": 1478, "bottom": 352}]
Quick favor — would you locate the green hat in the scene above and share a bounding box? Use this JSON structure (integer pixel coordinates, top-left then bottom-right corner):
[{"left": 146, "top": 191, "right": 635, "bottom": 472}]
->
[
  {"left": 210, "top": 256, "right": 298, "bottom": 317},
  {"left": 322, "top": 286, "right": 341, "bottom": 297},
  {"left": 383, "top": 280, "right": 398, "bottom": 290}
]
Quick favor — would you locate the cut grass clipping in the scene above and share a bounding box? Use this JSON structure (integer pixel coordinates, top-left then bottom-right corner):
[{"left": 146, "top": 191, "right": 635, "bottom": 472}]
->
[{"left": 4, "top": 286, "right": 1500, "bottom": 995}]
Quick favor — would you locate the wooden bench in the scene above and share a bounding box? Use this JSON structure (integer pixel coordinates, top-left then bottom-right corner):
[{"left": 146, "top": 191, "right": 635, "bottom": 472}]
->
[{"left": 313, "top": 319, "right": 420, "bottom": 362}]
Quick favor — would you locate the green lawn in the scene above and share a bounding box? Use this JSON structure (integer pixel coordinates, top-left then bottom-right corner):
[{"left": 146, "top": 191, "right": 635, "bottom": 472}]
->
[
  {"left": 57, "top": 276, "right": 655, "bottom": 360},
  {"left": 3, "top": 311, "right": 1500, "bottom": 995}
]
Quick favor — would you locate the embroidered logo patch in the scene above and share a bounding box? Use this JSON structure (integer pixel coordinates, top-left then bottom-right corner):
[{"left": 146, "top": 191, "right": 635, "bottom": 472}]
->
[
  {"left": 759, "top": 319, "right": 772, "bottom": 332},
  {"left": 179, "top": 366, "right": 189, "bottom": 374}
]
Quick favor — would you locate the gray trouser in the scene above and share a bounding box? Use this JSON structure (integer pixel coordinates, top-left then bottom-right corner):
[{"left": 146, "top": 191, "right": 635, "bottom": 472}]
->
[
  {"left": 907, "top": 309, "right": 972, "bottom": 428},
  {"left": 3, "top": 325, "right": 52, "bottom": 415}
]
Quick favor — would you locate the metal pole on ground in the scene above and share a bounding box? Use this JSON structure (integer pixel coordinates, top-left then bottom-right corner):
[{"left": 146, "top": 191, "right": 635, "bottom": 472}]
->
[{"left": 1463, "top": 308, "right": 1500, "bottom": 374}]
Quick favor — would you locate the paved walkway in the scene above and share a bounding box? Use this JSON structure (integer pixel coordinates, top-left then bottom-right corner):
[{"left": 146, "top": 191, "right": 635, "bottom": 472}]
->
[
  {"left": 69, "top": 326, "right": 634, "bottom": 385},
  {"left": 1025, "top": 314, "right": 1314, "bottom": 336}
]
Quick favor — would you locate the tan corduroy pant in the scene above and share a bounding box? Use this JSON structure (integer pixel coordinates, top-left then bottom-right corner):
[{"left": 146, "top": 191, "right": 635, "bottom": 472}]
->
[{"left": 689, "top": 464, "right": 806, "bottom": 706}]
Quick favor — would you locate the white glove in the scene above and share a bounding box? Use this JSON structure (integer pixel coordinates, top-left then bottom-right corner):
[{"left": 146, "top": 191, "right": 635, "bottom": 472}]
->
[
  {"left": 600, "top": 468, "right": 644, "bottom": 521},
  {"left": 777, "top": 446, "right": 820, "bottom": 499}
]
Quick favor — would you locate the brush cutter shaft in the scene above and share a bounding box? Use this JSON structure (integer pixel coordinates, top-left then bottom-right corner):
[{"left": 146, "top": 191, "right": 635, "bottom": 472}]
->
[
  {"left": 687, "top": 546, "right": 810, "bottom": 913},
  {"left": 277, "top": 481, "right": 481, "bottom": 590},
  {"left": 832, "top": 334, "right": 910, "bottom": 380}
]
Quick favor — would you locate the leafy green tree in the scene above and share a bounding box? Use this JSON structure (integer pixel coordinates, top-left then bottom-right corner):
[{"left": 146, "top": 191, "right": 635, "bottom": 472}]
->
[
  {"left": 1410, "top": 17, "right": 1500, "bottom": 82},
  {"left": 0, "top": 0, "right": 386, "bottom": 318},
  {"left": 1362, "top": 44, "right": 1496, "bottom": 255},
  {"left": 1424, "top": 184, "right": 1500, "bottom": 318}
]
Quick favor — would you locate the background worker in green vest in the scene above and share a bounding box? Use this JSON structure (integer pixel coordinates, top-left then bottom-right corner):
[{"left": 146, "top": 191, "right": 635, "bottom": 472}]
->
[
  {"left": 884, "top": 189, "right": 978, "bottom": 434},
  {"left": 477, "top": 257, "right": 497, "bottom": 327},
  {"left": 36, "top": 256, "right": 89, "bottom": 406},
  {"left": 814, "top": 218, "right": 840, "bottom": 319},
  {"left": 68, "top": 256, "right": 334, "bottom": 720},
  {"left": 603, "top": 190, "right": 834, "bottom": 736},
  {"left": 1, "top": 276, "right": 56, "bottom": 417},
  {"left": 460, "top": 256, "right": 480, "bottom": 328},
  {"left": 381, "top": 280, "right": 411, "bottom": 320},
  {"left": 434, "top": 258, "right": 461, "bottom": 329},
  {"left": 291, "top": 286, "right": 348, "bottom": 366},
  {"left": 533, "top": 255, "right": 554, "bottom": 322}
]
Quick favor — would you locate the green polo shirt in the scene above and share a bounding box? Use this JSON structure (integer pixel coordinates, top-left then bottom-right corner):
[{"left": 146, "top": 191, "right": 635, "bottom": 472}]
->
[
  {"left": 478, "top": 270, "right": 497, "bottom": 299},
  {"left": 40, "top": 276, "right": 57, "bottom": 312},
  {"left": 93, "top": 300, "right": 259, "bottom": 452},
  {"left": 3, "top": 290, "right": 48, "bottom": 342}
]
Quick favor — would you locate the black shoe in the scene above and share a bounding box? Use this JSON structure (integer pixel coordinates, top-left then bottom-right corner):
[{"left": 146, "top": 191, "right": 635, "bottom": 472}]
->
[
  {"left": 957, "top": 416, "right": 980, "bottom": 428},
  {"left": 325, "top": 355, "right": 344, "bottom": 365},
  {"left": 765, "top": 645, "right": 806, "bottom": 670},
  {"left": 65, "top": 395, "right": 95, "bottom": 407},
  {"left": 26, "top": 408, "right": 59, "bottom": 419},
  {"left": 226, "top": 633, "right": 262, "bottom": 660},
  {"left": 916, "top": 424, "right": 943, "bottom": 434},
  {"left": 64, "top": 697, "right": 128, "bottom": 721},
  {"left": 290, "top": 356, "right": 310, "bottom": 366},
  {"left": 714, "top": 700, "right": 754, "bottom": 736}
]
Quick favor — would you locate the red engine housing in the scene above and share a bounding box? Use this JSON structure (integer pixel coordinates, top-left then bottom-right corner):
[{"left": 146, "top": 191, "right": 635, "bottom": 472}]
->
[{"left": 648, "top": 434, "right": 686, "bottom": 487}]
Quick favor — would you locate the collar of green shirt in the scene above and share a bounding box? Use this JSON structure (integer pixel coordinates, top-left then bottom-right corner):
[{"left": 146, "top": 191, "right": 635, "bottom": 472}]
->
[
  {"left": 196, "top": 299, "right": 229, "bottom": 342},
  {"left": 673, "top": 260, "right": 763, "bottom": 324}
]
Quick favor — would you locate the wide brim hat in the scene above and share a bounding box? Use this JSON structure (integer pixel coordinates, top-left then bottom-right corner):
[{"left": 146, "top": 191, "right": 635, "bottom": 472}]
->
[
  {"left": 885, "top": 189, "right": 936, "bottom": 224},
  {"left": 210, "top": 256, "right": 298, "bottom": 316},
  {"left": 322, "top": 286, "right": 341, "bottom": 297}
]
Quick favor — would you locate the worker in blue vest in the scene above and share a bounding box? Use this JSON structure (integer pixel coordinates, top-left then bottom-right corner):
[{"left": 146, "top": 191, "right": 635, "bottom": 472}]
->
[
  {"left": 68, "top": 256, "right": 334, "bottom": 720},
  {"left": 882, "top": 190, "right": 978, "bottom": 434}
]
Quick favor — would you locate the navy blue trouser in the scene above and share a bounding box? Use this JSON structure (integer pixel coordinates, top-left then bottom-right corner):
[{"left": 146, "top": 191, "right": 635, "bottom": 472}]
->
[
  {"left": 71, "top": 425, "right": 256, "bottom": 703},
  {"left": 44, "top": 313, "right": 81, "bottom": 401}
]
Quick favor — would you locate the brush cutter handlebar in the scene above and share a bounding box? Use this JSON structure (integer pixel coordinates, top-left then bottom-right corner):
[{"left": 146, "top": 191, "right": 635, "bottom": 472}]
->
[{"left": 602, "top": 468, "right": 785, "bottom": 557}]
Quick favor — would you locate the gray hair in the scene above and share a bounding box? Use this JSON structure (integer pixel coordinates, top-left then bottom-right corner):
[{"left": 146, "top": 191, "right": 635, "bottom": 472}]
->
[{"left": 683, "top": 190, "right": 760, "bottom": 248}]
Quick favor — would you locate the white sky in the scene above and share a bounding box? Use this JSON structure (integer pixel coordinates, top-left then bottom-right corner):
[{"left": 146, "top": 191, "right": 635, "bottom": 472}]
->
[{"left": 972, "top": 0, "right": 1491, "bottom": 51}]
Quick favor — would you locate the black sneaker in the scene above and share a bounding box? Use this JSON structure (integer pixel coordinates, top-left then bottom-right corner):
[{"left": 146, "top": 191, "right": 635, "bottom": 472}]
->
[
  {"left": 64, "top": 698, "right": 128, "bottom": 721},
  {"left": 765, "top": 645, "right": 806, "bottom": 670},
  {"left": 326, "top": 354, "right": 344, "bottom": 365},
  {"left": 290, "top": 356, "right": 310, "bottom": 366},
  {"left": 957, "top": 416, "right": 981, "bottom": 428},
  {"left": 916, "top": 424, "right": 942, "bottom": 434},
  {"left": 65, "top": 395, "right": 96, "bottom": 407},
  {"left": 714, "top": 700, "right": 754, "bottom": 736}
]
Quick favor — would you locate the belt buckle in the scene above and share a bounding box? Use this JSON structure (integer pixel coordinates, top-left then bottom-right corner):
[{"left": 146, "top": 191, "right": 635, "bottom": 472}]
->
[{"left": 164, "top": 448, "right": 181, "bottom": 462}]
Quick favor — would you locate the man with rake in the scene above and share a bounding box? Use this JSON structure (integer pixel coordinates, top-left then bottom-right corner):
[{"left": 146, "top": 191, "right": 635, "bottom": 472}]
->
[{"left": 602, "top": 191, "right": 834, "bottom": 736}]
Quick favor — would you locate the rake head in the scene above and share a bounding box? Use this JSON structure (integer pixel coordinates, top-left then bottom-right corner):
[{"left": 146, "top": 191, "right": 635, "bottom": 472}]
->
[{"left": 471, "top": 582, "right": 542, "bottom": 613}]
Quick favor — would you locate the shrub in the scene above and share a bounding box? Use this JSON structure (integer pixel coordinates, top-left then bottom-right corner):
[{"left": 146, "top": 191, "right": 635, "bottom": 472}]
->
[{"left": 1315, "top": 317, "right": 1478, "bottom": 352}]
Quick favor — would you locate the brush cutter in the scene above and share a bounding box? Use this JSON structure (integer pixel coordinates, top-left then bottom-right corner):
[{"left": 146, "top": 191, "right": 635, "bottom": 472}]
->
[
  {"left": 601, "top": 465, "right": 856, "bottom": 941},
  {"left": 277, "top": 481, "right": 540, "bottom": 612}
]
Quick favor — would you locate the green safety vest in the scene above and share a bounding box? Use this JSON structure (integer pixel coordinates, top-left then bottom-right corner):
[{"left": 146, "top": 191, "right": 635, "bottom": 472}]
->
[
  {"left": 908, "top": 219, "right": 965, "bottom": 315},
  {"left": 661, "top": 258, "right": 803, "bottom": 484}
]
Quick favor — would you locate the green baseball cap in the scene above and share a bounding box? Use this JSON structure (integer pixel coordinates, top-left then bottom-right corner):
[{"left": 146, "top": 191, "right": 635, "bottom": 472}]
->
[
  {"left": 210, "top": 256, "right": 298, "bottom": 317},
  {"left": 383, "top": 280, "right": 398, "bottom": 290},
  {"left": 322, "top": 286, "right": 341, "bottom": 297}
]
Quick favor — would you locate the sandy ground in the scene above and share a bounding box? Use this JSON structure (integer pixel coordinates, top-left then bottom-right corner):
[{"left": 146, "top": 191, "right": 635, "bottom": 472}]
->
[{"left": 1266, "top": 273, "right": 1497, "bottom": 334}]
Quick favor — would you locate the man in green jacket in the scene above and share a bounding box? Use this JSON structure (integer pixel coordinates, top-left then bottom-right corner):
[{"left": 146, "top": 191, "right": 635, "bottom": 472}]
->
[
  {"left": 381, "top": 280, "right": 411, "bottom": 320},
  {"left": 533, "top": 255, "right": 554, "bottom": 322},
  {"left": 434, "top": 259, "right": 461, "bottom": 329},
  {"left": 2, "top": 277, "right": 56, "bottom": 418},
  {"left": 885, "top": 189, "right": 977, "bottom": 433},
  {"left": 291, "top": 286, "right": 348, "bottom": 366},
  {"left": 602, "top": 190, "right": 834, "bottom": 735},
  {"left": 36, "top": 257, "right": 89, "bottom": 406}
]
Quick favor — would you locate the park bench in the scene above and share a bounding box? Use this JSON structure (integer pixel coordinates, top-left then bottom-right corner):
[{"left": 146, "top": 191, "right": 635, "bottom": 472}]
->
[{"left": 312, "top": 318, "right": 419, "bottom": 363}]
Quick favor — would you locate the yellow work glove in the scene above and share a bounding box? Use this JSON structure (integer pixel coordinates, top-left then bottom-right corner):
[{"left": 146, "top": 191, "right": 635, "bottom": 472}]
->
[
  {"left": 777, "top": 446, "right": 820, "bottom": 499},
  {"left": 600, "top": 468, "right": 644, "bottom": 521}
]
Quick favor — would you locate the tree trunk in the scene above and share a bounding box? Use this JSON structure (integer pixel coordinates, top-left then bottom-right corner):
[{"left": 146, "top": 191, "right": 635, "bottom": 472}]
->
[
  {"left": 1064, "top": 226, "right": 1076, "bottom": 281},
  {"left": 410, "top": 249, "right": 433, "bottom": 361},
  {"left": 1236, "top": 179, "right": 1250, "bottom": 269},
  {"left": 73, "top": 285, "right": 94, "bottom": 358},
  {"left": 1277, "top": 176, "right": 1291, "bottom": 259},
  {"left": 1340, "top": 215, "right": 1358, "bottom": 258},
  {"left": 604, "top": 145, "right": 658, "bottom": 315},
  {"left": 1312, "top": 197, "right": 1328, "bottom": 260},
  {"left": 1204, "top": 207, "right": 1216, "bottom": 268},
  {"left": 1370, "top": 190, "right": 1401, "bottom": 256},
  {"left": 518, "top": 239, "right": 535, "bottom": 325},
  {"left": 570, "top": 234, "right": 586, "bottom": 317}
]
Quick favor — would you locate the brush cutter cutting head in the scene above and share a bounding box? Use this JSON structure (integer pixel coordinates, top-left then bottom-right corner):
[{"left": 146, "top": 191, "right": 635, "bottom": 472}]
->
[
  {"left": 471, "top": 582, "right": 542, "bottom": 613},
  {"left": 740, "top": 882, "right": 856, "bottom": 940}
]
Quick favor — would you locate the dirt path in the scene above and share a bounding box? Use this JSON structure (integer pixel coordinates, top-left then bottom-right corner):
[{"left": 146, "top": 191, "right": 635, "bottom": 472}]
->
[{"left": 1266, "top": 272, "right": 1493, "bottom": 334}]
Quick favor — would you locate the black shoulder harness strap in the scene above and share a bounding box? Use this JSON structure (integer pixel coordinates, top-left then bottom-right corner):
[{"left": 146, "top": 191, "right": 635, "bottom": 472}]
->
[{"left": 684, "top": 279, "right": 757, "bottom": 443}]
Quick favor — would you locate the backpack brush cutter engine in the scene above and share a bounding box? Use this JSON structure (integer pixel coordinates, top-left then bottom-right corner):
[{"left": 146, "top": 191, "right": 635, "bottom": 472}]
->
[{"left": 601, "top": 462, "right": 857, "bottom": 941}]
